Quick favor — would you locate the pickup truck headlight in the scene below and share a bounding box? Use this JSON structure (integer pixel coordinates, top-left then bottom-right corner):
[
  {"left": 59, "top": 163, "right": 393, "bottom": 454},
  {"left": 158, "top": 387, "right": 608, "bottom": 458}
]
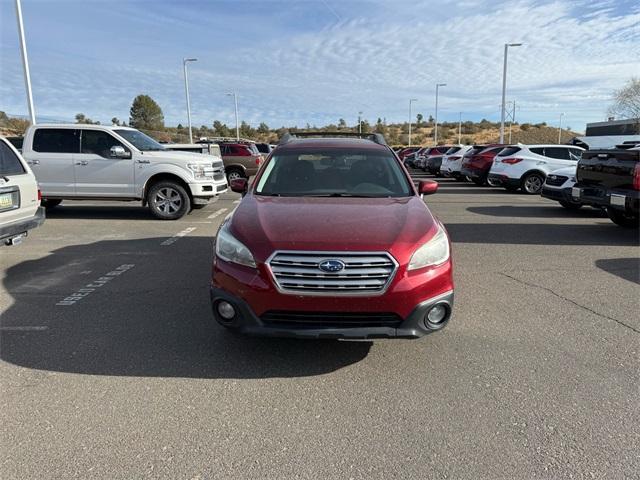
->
[
  {"left": 215, "top": 221, "right": 256, "bottom": 268},
  {"left": 188, "top": 163, "right": 214, "bottom": 180},
  {"left": 408, "top": 225, "right": 450, "bottom": 270}
]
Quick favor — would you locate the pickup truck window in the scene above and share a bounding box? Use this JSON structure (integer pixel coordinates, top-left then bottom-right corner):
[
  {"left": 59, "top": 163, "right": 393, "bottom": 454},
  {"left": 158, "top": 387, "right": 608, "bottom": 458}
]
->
[
  {"left": 32, "top": 128, "right": 80, "bottom": 153},
  {"left": 114, "top": 129, "right": 165, "bottom": 151},
  {"left": 81, "top": 130, "right": 127, "bottom": 158},
  {"left": 0, "top": 141, "right": 26, "bottom": 175}
]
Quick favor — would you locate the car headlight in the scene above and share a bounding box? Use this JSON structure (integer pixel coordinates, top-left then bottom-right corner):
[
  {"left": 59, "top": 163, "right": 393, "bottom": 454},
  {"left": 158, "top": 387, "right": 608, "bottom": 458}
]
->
[
  {"left": 408, "top": 226, "right": 450, "bottom": 270},
  {"left": 215, "top": 221, "right": 256, "bottom": 268},
  {"left": 188, "top": 163, "right": 214, "bottom": 180}
]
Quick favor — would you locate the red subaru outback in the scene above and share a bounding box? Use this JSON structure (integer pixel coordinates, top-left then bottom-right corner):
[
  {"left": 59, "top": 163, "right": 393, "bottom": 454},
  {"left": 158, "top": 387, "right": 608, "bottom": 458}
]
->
[{"left": 210, "top": 133, "right": 454, "bottom": 339}]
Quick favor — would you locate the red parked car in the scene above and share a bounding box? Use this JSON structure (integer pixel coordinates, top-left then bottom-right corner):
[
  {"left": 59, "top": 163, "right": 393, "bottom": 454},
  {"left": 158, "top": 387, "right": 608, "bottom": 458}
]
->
[
  {"left": 460, "top": 144, "right": 506, "bottom": 185},
  {"left": 396, "top": 146, "right": 421, "bottom": 160},
  {"left": 210, "top": 133, "right": 454, "bottom": 339}
]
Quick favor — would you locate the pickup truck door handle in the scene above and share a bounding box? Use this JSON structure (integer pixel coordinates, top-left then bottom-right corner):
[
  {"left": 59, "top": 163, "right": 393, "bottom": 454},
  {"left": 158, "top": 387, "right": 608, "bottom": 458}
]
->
[
  {"left": 27, "top": 160, "right": 40, "bottom": 165},
  {"left": 136, "top": 159, "right": 151, "bottom": 164},
  {"left": 75, "top": 160, "right": 89, "bottom": 166}
]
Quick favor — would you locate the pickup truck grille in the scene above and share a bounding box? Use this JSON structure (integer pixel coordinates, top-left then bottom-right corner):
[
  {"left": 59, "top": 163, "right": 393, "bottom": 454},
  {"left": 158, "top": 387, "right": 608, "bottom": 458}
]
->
[{"left": 268, "top": 251, "right": 398, "bottom": 295}]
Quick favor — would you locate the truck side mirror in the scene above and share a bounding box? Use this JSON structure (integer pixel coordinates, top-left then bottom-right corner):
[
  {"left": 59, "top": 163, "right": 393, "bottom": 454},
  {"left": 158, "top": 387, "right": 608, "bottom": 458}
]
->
[{"left": 110, "top": 146, "right": 131, "bottom": 159}]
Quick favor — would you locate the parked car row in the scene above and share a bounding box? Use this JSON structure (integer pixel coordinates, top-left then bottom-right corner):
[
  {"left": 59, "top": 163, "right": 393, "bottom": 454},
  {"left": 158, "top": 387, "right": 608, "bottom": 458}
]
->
[{"left": 403, "top": 140, "right": 639, "bottom": 228}]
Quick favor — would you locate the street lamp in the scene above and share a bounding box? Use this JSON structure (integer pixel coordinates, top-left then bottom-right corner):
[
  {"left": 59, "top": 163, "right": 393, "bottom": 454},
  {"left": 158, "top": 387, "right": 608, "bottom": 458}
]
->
[
  {"left": 15, "top": 0, "right": 36, "bottom": 124},
  {"left": 182, "top": 57, "right": 197, "bottom": 143},
  {"left": 226, "top": 92, "right": 239, "bottom": 141},
  {"left": 358, "top": 111, "right": 363, "bottom": 134},
  {"left": 558, "top": 112, "right": 564, "bottom": 144},
  {"left": 408, "top": 99, "right": 417, "bottom": 146},
  {"left": 434, "top": 83, "right": 446, "bottom": 145},
  {"left": 499, "top": 43, "right": 522, "bottom": 144}
]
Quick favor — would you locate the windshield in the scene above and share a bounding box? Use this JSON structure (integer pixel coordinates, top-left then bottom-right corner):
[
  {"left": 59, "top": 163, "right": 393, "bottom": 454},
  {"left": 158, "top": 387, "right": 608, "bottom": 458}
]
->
[
  {"left": 115, "top": 129, "right": 166, "bottom": 151},
  {"left": 255, "top": 148, "right": 413, "bottom": 197}
]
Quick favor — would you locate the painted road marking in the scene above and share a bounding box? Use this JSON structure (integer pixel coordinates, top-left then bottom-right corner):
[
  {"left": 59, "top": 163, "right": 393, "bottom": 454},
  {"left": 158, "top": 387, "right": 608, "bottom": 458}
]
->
[
  {"left": 0, "top": 326, "right": 48, "bottom": 331},
  {"left": 160, "top": 227, "right": 197, "bottom": 246},
  {"left": 56, "top": 264, "right": 135, "bottom": 306},
  {"left": 207, "top": 208, "right": 228, "bottom": 219}
]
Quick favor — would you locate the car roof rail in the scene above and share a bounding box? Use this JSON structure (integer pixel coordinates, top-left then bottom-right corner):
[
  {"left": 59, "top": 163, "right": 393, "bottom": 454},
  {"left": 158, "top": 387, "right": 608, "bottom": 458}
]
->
[{"left": 277, "top": 131, "right": 387, "bottom": 146}]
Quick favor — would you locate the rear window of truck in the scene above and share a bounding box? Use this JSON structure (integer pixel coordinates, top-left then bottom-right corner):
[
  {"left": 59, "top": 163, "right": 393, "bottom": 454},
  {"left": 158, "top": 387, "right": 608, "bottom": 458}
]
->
[{"left": 32, "top": 129, "right": 80, "bottom": 153}]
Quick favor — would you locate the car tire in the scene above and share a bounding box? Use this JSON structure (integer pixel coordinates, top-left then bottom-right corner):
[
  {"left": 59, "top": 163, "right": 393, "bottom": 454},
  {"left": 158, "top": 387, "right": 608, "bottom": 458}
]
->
[
  {"left": 559, "top": 200, "right": 582, "bottom": 210},
  {"left": 147, "top": 181, "right": 191, "bottom": 220},
  {"left": 606, "top": 207, "right": 640, "bottom": 228},
  {"left": 521, "top": 172, "right": 545, "bottom": 194},
  {"left": 226, "top": 168, "right": 246, "bottom": 183},
  {"left": 41, "top": 199, "right": 62, "bottom": 210},
  {"left": 472, "top": 177, "right": 486, "bottom": 186}
]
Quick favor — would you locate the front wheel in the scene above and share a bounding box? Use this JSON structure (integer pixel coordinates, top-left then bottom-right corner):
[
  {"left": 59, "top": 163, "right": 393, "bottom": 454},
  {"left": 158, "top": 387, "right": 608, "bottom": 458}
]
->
[
  {"left": 42, "top": 199, "right": 62, "bottom": 210},
  {"left": 606, "top": 208, "right": 640, "bottom": 228},
  {"left": 559, "top": 200, "right": 582, "bottom": 211},
  {"left": 147, "top": 182, "right": 191, "bottom": 220},
  {"left": 226, "top": 169, "right": 246, "bottom": 183},
  {"left": 521, "top": 172, "right": 545, "bottom": 195}
]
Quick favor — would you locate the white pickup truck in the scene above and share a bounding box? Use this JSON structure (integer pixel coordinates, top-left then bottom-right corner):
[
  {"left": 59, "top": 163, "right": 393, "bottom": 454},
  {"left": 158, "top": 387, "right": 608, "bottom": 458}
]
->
[{"left": 21, "top": 124, "right": 228, "bottom": 219}]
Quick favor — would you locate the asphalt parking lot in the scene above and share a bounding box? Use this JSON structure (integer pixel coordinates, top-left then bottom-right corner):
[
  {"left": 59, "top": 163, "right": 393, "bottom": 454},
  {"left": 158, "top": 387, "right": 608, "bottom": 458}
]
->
[{"left": 1, "top": 173, "right": 639, "bottom": 479}]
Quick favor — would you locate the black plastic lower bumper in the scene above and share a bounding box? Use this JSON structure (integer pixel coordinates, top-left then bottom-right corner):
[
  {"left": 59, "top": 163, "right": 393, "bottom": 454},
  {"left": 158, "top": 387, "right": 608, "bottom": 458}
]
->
[
  {"left": 541, "top": 186, "right": 571, "bottom": 202},
  {"left": 461, "top": 167, "right": 487, "bottom": 180},
  {"left": 0, "top": 207, "right": 45, "bottom": 242},
  {"left": 487, "top": 174, "right": 520, "bottom": 189},
  {"left": 209, "top": 288, "right": 454, "bottom": 339},
  {"left": 573, "top": 186, "right": 639, "bottom": 214}
]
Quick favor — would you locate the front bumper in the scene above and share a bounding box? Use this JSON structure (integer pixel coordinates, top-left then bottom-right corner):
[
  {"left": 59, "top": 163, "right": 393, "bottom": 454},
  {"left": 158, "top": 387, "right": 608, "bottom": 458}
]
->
[
  {"left": 541, "top": 185, "right": 573, "bottom": 203},
  {"left": 210, "top": 287, "right": 454, "bottom": 339},
  {"left": 487, "top": 173, "right": 520, "bottom": 189},
  {"left": 0, "top": 207, "right": 45, "bottom": 242},
  {"left": 210, "top": 255, "right": 454, "bottom": 339},
  {"left": 188, "top": 181, "right": 228, "bottom": 199}
]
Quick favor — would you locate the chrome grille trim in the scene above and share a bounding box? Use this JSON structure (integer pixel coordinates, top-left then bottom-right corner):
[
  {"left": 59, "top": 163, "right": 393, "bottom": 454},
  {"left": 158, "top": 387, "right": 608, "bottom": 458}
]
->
[{"left": 267, "top": 251, "right": 399, "bottom": 296}]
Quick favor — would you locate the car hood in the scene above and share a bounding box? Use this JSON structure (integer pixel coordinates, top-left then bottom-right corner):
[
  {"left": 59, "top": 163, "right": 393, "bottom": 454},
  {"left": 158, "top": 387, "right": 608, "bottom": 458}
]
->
[
  {"left": 548, "top": 166, "right": 576, "bottom": 176},
  {"left": 229, "top": 195, "right": 439, "bottom": 262}
]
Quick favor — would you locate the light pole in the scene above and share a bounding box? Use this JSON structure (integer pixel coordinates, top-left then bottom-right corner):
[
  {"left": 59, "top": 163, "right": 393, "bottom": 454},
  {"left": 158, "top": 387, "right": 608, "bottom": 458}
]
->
[
  {"left": 499, "top": 43, "right": 522, "bottom": 144},
  {"left": 458, "top": 112, "right": 462, "bottom": 144},
  {"left": 408, "top": 99, "right": 417, "bottom": 146},
  {"left": 15, "top": 0, "right": 36, "bottom": 124},
  {"left": 434, "top": 83, "right": 446, "bottom": 145},
  {"left": 358, "top": 111, "right": 363, "bottom": 134},
  {"left": 182, "top": 57, "right": 197, "bottom": 143},
  {"left": 227, "top": 93, "right": 239, "bottom": 140},
  {"left": 558, "top": 112, "right": 564, "bottom": 144}
]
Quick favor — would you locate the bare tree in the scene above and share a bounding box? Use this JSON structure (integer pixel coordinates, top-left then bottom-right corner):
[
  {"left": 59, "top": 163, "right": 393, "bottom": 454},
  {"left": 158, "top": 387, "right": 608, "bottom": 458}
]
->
[{"left": 608, "top": 77, "right": 640, "bottom": 120}]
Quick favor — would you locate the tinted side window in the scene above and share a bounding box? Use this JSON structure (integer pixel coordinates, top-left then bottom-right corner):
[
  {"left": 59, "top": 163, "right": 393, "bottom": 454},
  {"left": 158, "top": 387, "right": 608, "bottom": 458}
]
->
[
  {"left": 497, "top": 146, "right": 521, "bottom": 156},
  {"left": 529, "top": 147, "right": 545, "bottom": 156},
  {"left": 0, "top": 141, "right": 26, "bottom": 175},
  {"left": 81, "top": 130, "right": 126, "bottom": 158},
  {"left": 32, "top": 129, "right": 80, "bottom": 153},
  {"left": 568, "top": 149, "right": 583, "bottom": 161},
  {"left": 544, "top": 147, "right": 570, "bottom": 160}
]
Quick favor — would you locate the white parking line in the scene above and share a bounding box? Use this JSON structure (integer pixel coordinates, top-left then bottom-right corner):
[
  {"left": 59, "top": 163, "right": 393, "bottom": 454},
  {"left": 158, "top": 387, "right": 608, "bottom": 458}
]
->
[
  {"left": 233, "top": 200, "right": 240, "bottom": 204},
  {"left": 0, "top": 326, "right": 48, "bottom": 331},
  {"left": 160, "top": 227, "right": 197, "bottom": 246},
  {"left": 56, "top": 264, "right": 135, "bottom": 306},
  {"left": 207, "top": 208, "right": 228, "bottom": 219}
]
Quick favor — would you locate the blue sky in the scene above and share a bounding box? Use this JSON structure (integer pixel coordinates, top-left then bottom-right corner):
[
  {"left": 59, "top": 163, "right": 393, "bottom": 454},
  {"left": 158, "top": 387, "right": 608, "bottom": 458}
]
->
[{"left": 1, "top": 0, "right": 639, "bottom": 132}]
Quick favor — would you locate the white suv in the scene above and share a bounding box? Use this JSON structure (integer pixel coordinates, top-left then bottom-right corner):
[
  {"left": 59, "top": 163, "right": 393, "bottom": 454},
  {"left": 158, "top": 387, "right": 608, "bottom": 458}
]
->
[
  {"left": 0, "top": 136, "right": 45, "bottom": 245},
  {"left": 487, "top": 144, "right": 584, "bottom": 194},
  {"left": 440, "top": 145, "right": 473, "bottom": 179},
  {"left": 21, "top": 125, "right": 228, "bottom": 220}
]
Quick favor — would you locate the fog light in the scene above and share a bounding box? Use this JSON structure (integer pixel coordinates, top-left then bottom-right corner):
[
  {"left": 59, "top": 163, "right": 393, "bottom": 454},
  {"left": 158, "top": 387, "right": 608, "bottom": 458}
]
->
[
  {"left": 427, "top": 304, "right": 447, "bottom": 324},
  {"left": 217, "top": 301, "right": 236, "bottom": 320}
]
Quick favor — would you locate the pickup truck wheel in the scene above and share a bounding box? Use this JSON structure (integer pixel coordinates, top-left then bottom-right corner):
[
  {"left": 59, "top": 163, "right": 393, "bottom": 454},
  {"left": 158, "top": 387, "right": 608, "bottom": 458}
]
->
[
  {"left": 606, "top": 208, "right": 640, "bottom": 228},
  {"left": 559, "top": 200, "right": 582, "bottom": 210},
  {"left": 226, "top": 169, "right": 245, "bottom": 183},
  {"left": 147, "top": 182, "right": 191, "bottom": 220},
  {"left": 521, "top": 173, "right": 544, "bottom": 194},
  {"left": 42, "top": 199, "right": 62, "bottom": 210}
]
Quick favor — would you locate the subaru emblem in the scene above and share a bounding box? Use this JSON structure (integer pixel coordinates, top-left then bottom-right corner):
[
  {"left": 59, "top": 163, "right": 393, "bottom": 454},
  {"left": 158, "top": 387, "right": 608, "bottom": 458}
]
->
[{"left": 319, "top": 259, "right": 345, "bottom": 273}]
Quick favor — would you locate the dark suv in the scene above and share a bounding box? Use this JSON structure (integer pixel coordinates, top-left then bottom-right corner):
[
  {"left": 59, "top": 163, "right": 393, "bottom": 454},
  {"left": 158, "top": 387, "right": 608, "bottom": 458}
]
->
[{"left": 210, "top": 132, "right": 454, "bottom": 339}]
